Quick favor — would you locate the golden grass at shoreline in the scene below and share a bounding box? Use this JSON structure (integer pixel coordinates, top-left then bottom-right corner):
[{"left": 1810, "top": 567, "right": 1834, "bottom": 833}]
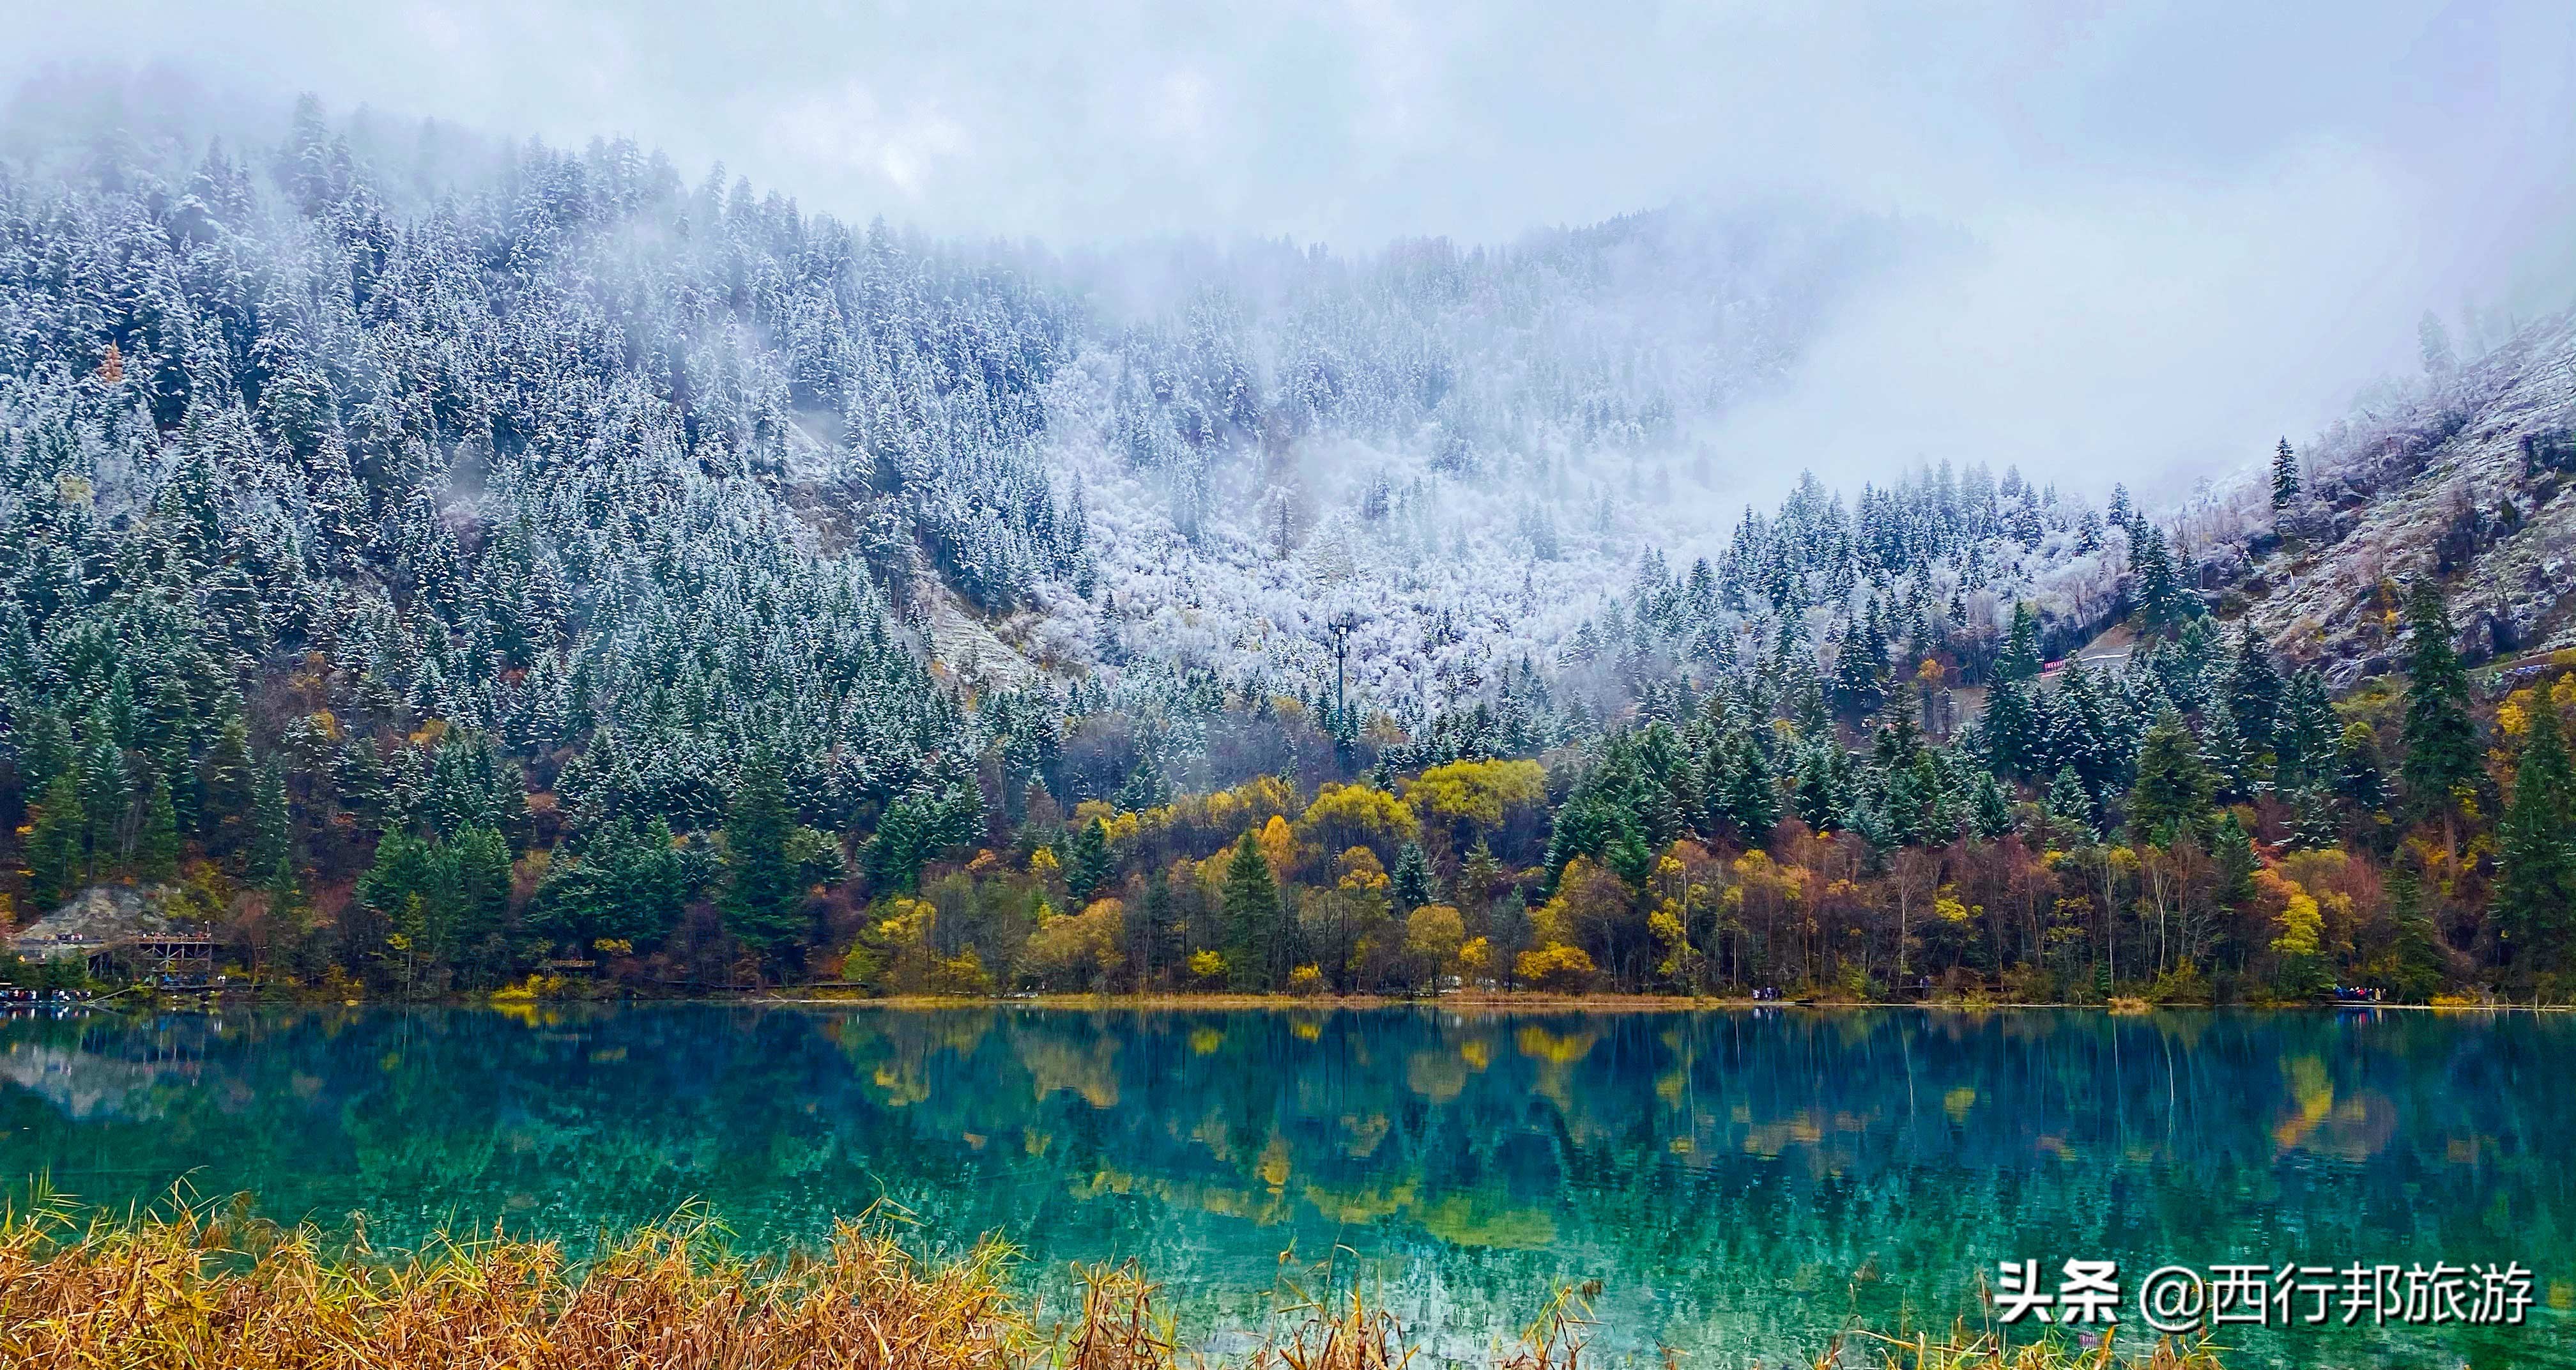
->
[{"left": 0, "top": 1196, "right": 2231, "bottom": 1369}]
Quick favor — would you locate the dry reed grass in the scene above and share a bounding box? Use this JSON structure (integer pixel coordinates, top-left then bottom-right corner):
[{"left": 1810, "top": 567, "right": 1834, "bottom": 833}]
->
[{"left": 0, "top": 1194, "right": 2223, "bottom": 1370}]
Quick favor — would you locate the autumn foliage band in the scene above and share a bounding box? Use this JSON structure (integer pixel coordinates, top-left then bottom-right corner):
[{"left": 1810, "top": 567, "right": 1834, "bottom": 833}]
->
[{"left": 10, "top": 572, "right": 2573, "bottom": 1008}]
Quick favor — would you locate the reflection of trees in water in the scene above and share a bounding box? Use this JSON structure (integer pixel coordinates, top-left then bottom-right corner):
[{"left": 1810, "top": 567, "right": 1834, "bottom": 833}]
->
[{"left": 0, "top": 1008, "right": 2566, "bottom": 1365}]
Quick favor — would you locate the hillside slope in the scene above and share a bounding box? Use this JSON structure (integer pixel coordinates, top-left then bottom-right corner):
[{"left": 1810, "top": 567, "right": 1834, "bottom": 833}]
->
[{"left": 2218, "top": 311, "right": 2576, "bottom": 685}]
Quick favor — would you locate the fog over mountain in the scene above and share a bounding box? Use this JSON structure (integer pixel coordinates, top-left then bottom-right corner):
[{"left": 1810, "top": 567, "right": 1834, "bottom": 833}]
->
[{"left": 8, "top": 1, "right": 2573, "bottom": 500}]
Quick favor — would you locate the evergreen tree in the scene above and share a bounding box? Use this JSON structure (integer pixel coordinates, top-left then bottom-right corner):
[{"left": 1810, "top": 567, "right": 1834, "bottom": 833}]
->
[
  {"left": 2274, "top": 669, "right": 2338, "bottom": 790},
  {"left": 1979, "top": 675, "right": 2039, "bottom": 779},
  {"left": 2200, "top": 704, "right": 2258, "bottom": 803},
  {"left": 247, "top": 755, "right": 293, "bottom": 877},
  {"left": 2495, "top": 697, "right": 2575, "bottom": 963},
  {"left": 2223, "top": 623, "right": 2284, "bottom": 755},
  {"left": 199, "top": 711, "right": 254, "bottom": 850},
  {"left": 447, "top": 825, "right": 514, "bottom": 983},
  {"left": 1997, "top": 601, "right": 2043, "bottom": 682},
  {"left": 2397, "top": 581, "right": 2481, "bottom": 822},
  {"left": 1968, "top": 768, "right": 2018, "bottom": 841},
  {"left": 721, "top": 755, "right": 807, "bottom": 951},
  {"left": 2336, "top": 720, "right": 2391, "bottom": 815},
  {"left": 77, "top": 732, "right": 131, "bottom": 868},
  {"left": 2283, "top": 787, "right": 2342, "bottom": 853},
  {"left": 136, "top": 775, "right": 182, "bottom": 881},
  {"left": 2133, "top": 526, "right": 2191, "bottom": 631},
  {"left": 1830, "top": 618, "right": 1887, "bottom": 719},
  {"left": 2270, "top": 438, "right": 2301, "bottom": 512},
  {"left": 2212, "top": 812, "right": 2259, "bottom": 909},
  {"left": 1390, "top": 841, "right": 1436, "bottom": 912},
  {"left": 1719, "top": 735, "right": 1782, "bottom": 841},
  {"left": 1792, "top": 745, "right": 1841, "bottom": 833},
  {"left": 2128, "top": 710, "right": 2214, "bottom": 842},
  {"left": 2045, "top": 766, "right": 2096, "bottom": 842},
  {"left": 264, "top": 850, "right": 309, "bottom": 943},
  {"left": 1064, "top": 817, "right": 1113, "bottom": 903},
  {"left": 1221, "top": 831, "right": 1283, "bottom": 990},
  {"left": 9, "top": 704, "right": 70, "bottom": 825},
  {"left": 24, "top": 769, "right": 84, "bottom": 912}
]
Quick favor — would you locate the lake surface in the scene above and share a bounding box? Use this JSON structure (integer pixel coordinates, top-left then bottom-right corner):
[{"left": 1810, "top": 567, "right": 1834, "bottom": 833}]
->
[{"left": 0, "top": 1004, "right": 2565, "bottom": 1367}]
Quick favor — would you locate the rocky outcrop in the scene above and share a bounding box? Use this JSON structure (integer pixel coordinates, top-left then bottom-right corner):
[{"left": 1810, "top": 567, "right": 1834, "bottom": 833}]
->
[
  {"left": 10, "top": 884, "right": 198, "bottom": 962},
  {"left": 2231, "top": 312, "right": 2576, "bottom": 687}
]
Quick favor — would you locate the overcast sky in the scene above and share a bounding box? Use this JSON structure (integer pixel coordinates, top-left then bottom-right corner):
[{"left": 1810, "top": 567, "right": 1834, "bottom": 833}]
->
[{"left": 4, "top": 0, "right": 2572, "bottom": 491}]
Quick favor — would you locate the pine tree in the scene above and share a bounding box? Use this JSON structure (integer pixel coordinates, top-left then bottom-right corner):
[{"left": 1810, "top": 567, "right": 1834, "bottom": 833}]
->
[
  {"left": 2336, "top": 721, "right": 2391, "bottom": 814},
  {"left": 722, "top": 755, "right": 806, "bottom": 951},
  {"left": 2283, "top": 787, "right": 2342, "bottom": 853},
  {"left": 2274, "top": 669, "right": 2338, "bottom": 790},
  {"left": 2045, "top": 766, "right": 2096, "bottom": 842},
  {"left": 2495, "top": 696, "right": 2575, "bottom": 963},
  {"left": 1968, "top": 768, "right": 2018, "bottom": 841},
  {"left": 1830, "top": 625, "right": 1887, "bottom": 720},
  {"left": 199, "top": 711, "right": 254, "bottom": 850},
  {"left": 1997, "top": 601, "right": 2043, "bottom": 682},
  {"left": 2223, "top": 623, "right": 2283, "bottom": 755},
  {"left": 8, "top": 705, "right": 70, "bottom": 827},
  {"left": 2133, "top": 527, "right": 2191, "bottom": 631},
  {"left": 448, "top": 824, "right": 514, "bottom": 983},
  {"left": 1221, "top": 831, "right": 1282, "bottom": 991},
  {"left": 24, "top": 770, "right": 85, "bottom": 912},
  {"left": 1721, "top": 735, "right": 1782, "bottom": 840},
  {"left": 2270, "top": 438, "right": 2301, "bottom": 512},
  {"left": 247, "top": 755, "right": 292, "bottom": 877},
  {"left": 2398, "top": 581, "right": 2481, "bottom": 823},
  {"left": 2212, "top": 812, "right": 2260, "bottom": 909},
  {"left": 1793, "top": 745, "right": 1841, "bottom": 832},
  {"left": 1390, "top": 842, "right": 1435, "bottom": 912},
  {"left": 2200, "top": 704, "right": 2258, "bottom": 803},
  {"left": 1979, "top": 675, "right": 2039, "bottom": 779},
  {"left": 1064, "top": 817, "right": 1112, "bottom": 903},
  {"left": 2128, "top": 710, "right": 2214, "bottom": 842},
  {"left": 264, "top": 850, "right": 309, "bottom": 939},
  {"left": 136, "top": 775, "right": 182, "bottom": 881}
]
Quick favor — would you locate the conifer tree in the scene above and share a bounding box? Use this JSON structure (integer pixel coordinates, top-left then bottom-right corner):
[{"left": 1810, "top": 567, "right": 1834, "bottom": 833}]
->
[
  {"left": 2284, "top": 787, "right": 2342, "bottom": 853},
  {"left": 1968, "top": 768, "right": 2017, "bottom": 841},
  {"left": 2496, "top": 695, "right": 2575, "bottom": 963},
  {"left": 1720, "top": 735, "right": 1782, "bottom": 840},
  {"left": 2045, "top": 766, "right": 2095, "bottom": 842},
  {"left": 2398, "top": 581, "right": 2481, "bottom": 824},
  {"left": 722, "top": 755, "right": 806, "bottom": 951},
  {"left": 199, "top": 711, "right": 254, "bottom": 850},
  {"left": 1221, "top": 831, "right": 1283, "bottom": 990},
  {"left": 1997, "top": 601, "right": 2043, "bottom": 682},
  {"left": 1979, "top": 675, "right": 2039, "bottom": 779},
  {"left": 448, "top": 825, "right": 514, "bottom": 983},
  {"left": 2128, "top": 710, "right": 2214, "bottom": 842},
  {"left": 2274, "top": 669, "right": 2338, "bottom": 789},
  {"left": 1391, "top": 842, "right": 1435, "bottom": 912},
  {"left": 2270, "top": 438, "right": 2301, "bottom": 512},
  {"left": 2223, "top": 623, "right": 2284, "bottom": 755},
  {"left": 2336, "top": 721, "right": 2391, "bottom": 814},
  {"left": 1064, "top": 817, "right": 1112, "bottom": 903},
  {"left": 247, "top": 755, "right": 293, "bottom": 877},
  {"left": 2212, "top": 812, "right": 2259, "bottom": 909},
  {"left": 24, "top": 770, "right": 84, "bottom": 912},
  {"left": 136, "top": 775, "right": 182, "bottom": 881},
  {"left": 1792, "top": 745, "right": 1841, "bottom": 832}
]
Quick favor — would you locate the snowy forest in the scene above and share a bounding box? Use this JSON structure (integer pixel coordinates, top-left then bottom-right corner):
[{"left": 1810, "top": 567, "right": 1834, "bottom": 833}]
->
[{"left": 3, "top": 95, "right": 2572, "bottom": 1004}]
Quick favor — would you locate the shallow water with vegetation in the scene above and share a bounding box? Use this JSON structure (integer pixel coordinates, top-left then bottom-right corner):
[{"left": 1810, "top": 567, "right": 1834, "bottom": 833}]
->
[{"left": 0, "top": 1004, "right": 2565, "bottom": 1367}]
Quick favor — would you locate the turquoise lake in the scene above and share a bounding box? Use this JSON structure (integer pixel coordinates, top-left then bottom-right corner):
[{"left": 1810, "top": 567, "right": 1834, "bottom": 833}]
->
[{"left": 0, "top": 1004, "right": 2565, "bottom": 1367}]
